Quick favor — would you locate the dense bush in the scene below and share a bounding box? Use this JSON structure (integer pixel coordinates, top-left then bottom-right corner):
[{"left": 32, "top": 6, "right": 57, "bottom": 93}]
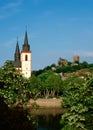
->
[{"left": 60, "top": 74, "right": 93, "bottom": 130}]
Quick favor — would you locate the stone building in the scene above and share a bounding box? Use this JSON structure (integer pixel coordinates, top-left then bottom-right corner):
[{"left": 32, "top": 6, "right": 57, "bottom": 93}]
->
[
  {"left": 73, "top": 55, "right": 80, "bottom": 63},
  {"left": 58, "top": 57, "right": 68, "bottom": 67}
]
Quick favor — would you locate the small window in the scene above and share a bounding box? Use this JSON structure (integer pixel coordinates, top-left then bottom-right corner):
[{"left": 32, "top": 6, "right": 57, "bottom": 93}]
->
[{"left": 25, "top": 55, "right": 28, "bottom": 61}]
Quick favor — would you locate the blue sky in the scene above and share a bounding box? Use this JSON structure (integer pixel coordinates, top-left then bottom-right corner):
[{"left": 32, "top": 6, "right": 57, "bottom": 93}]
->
[{"left": 0, "top": 0, "right": 93, "bottom": 70}]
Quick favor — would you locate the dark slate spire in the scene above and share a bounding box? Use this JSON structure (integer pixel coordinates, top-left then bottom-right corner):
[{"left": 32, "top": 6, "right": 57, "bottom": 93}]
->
[
  {"left": 22, "top": 30, "right": 30, "bottom": 51},
  {"left": 15, "top": 40, "right": 20, "bottom": 54},
  {"left": 14, "top": 39, "right": 21, "bottom": 67}
]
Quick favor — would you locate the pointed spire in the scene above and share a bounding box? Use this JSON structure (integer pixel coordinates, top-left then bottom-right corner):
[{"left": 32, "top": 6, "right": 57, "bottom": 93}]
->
[
  {"left": 14, "top": 38, "right": 21, "bottom": 67},
  {"left": 15, "top": 37, "right": 20, "bottom": 54},
  {"left": 24, "top": 30, "right": 29, "bottom": 45},
  {"left": 22, "top": 28, "right": 30, "bottom": 51}
]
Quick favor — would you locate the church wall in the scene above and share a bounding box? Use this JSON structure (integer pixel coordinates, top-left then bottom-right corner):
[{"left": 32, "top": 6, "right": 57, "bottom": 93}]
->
[{"left": 21, "top": 52, "right": 32, "bottom": 78}]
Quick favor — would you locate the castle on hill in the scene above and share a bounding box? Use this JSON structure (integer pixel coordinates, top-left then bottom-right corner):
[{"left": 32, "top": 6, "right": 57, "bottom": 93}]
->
[{"left": 14, "top": 30, "right": 32, "bottom": 78}]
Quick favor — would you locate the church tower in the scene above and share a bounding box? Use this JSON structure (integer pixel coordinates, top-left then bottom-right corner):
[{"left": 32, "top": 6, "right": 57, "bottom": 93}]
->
[
  {"left": 14, "top": 30, "right": 32, "bottom": 78},
  {"left": 21, "top": 31, "right": 32, "bottom": 78},
  {"left": 14, "top": 39, "right": 21, "bottom": 68}
]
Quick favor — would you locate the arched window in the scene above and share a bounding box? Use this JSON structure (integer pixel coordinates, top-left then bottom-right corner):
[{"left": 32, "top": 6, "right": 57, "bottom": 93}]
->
[{"left": 25, "top": 55, "right": 28, "bottom": 61}]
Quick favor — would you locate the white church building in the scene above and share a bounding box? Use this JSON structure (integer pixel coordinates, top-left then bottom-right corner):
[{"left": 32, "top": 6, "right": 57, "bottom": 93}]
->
[{"left": 14, "top": 31, "right": 32, "bottom": 78}]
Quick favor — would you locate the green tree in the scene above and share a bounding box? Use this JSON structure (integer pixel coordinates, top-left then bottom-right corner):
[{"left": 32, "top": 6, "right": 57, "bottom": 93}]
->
[
  {"left": 45, "top": 74, "right": 63, "bottom": 97},
  {"left": 62, "top": 75, "right": 84, "bottom": 91},
  {"left": 38, "top": 70, "right": 54, "bottom": 98},
  {"left": 60, "top": 74, "right": 93, "bottom": 130},
  {"left": 80, "top": 61, "right": 89, "bottom": 69},
  {"left": 38, "top": 70, "right": 63, "bottom": 98},
  {"left": 27, "top": 76, "right": 42, "bottom": 99},
  {"left": 0, "top": 60, "right": 28, "bottom": 106}
]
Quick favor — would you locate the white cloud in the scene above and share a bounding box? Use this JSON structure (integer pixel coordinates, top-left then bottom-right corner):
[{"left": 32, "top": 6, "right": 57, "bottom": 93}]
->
[
  {"left": 0, "top": 0, "right": 23, "bottom": 10},
  {"left": 1, "top": 0, "right": 22, "bottom": 10},
  {"left": 0, "top": 0, "right": 23, "bottom": 20},
  {"left": 45, "top": 50, "right": 93, "bottom": 63},
  {"left": 78, "top": 50, "right": 93, "bottom": 57}
]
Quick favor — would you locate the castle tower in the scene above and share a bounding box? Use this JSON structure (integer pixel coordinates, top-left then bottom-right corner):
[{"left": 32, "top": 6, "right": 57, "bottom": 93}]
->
[
  {"left": 21, "top": 31, "right": 32, "bottom": 78},
  {"left": 73, "top": 55, "right": 80, "bottom": 64},
  {"left": 14, "top": 39, "right": 21, "bottom": 68}
]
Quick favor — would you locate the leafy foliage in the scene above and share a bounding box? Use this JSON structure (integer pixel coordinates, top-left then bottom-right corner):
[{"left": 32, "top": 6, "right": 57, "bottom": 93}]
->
[
  {"left": 60, "top": 74, "right": 93, "bottom": 130},
  {"left": 0, "top": 61, "right": 63, "bottom": 107},
  {"left": 38, "top": 70, "right": 63, "bottom": 98},
  {"left": 0, "top": 60, "right": 29, "bottom": 105},
  {"left": 1, "top": 60, "right": 93, "bottom": 130}
]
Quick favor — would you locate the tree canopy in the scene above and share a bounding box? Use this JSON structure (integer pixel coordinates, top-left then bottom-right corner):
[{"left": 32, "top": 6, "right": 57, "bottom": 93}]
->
[{"left": 60, "top": 74, "right": 93, "bottom": 130}]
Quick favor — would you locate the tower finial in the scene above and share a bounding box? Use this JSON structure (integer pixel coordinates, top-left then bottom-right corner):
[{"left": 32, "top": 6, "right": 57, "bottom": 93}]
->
[
  {"left": 17, "top": 36, "right": 18, "bottom": 42},
  {"left": 26, "top": 25, "right": 27, "bottom": 32}
]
